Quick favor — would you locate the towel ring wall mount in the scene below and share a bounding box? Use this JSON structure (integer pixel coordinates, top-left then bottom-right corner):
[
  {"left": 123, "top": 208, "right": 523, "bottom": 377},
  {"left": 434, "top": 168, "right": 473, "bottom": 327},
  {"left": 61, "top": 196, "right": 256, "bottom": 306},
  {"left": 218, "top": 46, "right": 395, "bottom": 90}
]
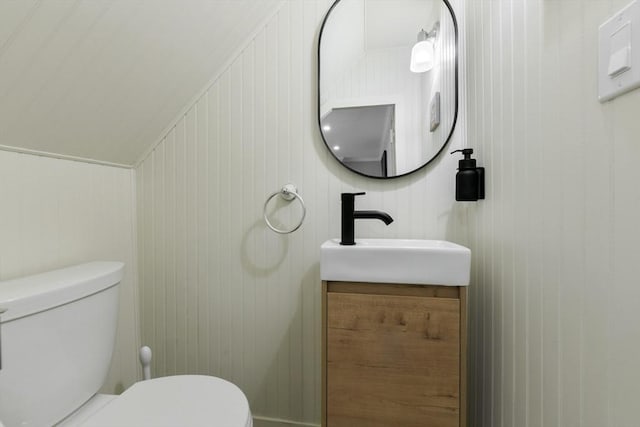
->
[{"left": 263, "top": 184, "right": 306, "bottom": 234}]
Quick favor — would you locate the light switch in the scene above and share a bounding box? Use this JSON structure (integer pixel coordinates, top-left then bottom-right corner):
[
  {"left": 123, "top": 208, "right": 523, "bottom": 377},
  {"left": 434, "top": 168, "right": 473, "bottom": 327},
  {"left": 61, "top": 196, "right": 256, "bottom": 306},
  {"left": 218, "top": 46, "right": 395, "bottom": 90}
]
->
[
  {"left": 608, "top": 46, "right": 631, "bottom": 77},
  {"left": 608, "top": 23, "right": 631, "bottom": 76},
  {"left": 430, "top": 92, "right": 440, "bottom": 132},
  {"left": 599, "top": 1, "right": 640, "bottom": 102}
]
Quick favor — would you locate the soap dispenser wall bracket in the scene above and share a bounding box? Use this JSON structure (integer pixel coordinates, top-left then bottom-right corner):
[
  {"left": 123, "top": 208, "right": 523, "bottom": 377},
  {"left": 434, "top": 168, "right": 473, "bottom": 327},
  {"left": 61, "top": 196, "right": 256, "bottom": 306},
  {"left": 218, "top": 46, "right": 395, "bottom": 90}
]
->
[{"left": 476, "top": 166, "right": 485, "bottom": 199}]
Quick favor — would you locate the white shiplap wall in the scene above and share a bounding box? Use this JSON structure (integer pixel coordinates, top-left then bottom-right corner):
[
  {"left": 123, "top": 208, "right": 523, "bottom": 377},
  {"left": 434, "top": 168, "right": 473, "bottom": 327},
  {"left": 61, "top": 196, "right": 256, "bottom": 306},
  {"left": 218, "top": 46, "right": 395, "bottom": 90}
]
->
[
  {"left": 0, "top": 150, "right": 140, "bottom": 394},
  {"left": 136, "top": 0, "right": 467, "bottom": 424},
  {"left": 466, "top": 1, "right": 640, "bottom": 426}
]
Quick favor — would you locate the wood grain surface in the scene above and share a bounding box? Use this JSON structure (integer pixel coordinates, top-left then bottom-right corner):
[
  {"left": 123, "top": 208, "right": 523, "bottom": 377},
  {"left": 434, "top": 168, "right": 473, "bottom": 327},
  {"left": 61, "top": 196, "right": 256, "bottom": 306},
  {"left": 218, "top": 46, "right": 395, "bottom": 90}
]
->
[{"left": 326, "top": 291, "right": 460, "bottom": 427}]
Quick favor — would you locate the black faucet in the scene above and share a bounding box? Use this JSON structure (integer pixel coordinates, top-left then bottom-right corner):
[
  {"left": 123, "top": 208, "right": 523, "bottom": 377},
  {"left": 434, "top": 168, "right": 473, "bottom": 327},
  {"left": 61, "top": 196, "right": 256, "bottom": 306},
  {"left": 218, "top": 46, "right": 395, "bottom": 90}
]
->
[{"left": 340, "top": 192, "right": 394, "bottom": 245}]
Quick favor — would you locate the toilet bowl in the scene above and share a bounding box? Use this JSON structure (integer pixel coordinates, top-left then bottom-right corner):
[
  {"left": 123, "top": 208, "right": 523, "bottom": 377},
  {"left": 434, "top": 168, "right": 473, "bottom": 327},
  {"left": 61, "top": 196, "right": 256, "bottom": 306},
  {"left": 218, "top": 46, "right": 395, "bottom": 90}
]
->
[
  {"left": 0, "top": 262, "right": 251, "bottom": 427},
  {"left": 60, "top": 376, "right": 252, "bottom": 427}
]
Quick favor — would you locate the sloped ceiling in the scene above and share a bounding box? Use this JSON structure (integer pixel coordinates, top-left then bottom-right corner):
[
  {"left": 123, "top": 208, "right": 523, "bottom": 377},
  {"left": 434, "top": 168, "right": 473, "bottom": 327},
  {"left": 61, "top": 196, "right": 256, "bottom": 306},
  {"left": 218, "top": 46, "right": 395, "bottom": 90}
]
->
[{"left": 0, "top": 0, "right": 281, "bottom": 166}]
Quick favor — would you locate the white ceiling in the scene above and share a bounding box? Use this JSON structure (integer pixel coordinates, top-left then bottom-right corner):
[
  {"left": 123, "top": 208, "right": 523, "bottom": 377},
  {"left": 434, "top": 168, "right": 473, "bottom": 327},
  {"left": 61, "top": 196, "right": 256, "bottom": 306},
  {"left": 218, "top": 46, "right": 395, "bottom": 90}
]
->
[{"left": 0, "top": 0, "right": 280, "bottom": 166}]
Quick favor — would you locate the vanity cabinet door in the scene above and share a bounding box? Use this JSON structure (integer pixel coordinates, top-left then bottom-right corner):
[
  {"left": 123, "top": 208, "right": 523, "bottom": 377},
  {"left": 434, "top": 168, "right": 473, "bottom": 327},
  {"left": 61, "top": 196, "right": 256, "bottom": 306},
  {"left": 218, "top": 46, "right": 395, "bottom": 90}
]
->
[{"left": 325, "top": 289, "right": 460, "bottom": 427}]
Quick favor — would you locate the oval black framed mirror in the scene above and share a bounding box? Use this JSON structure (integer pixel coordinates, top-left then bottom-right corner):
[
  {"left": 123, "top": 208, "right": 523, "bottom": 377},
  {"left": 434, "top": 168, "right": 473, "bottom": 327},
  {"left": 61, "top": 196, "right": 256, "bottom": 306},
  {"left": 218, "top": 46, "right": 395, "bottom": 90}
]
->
[{"left": 318, "top": 0, "right": 458, "bottom": 179}]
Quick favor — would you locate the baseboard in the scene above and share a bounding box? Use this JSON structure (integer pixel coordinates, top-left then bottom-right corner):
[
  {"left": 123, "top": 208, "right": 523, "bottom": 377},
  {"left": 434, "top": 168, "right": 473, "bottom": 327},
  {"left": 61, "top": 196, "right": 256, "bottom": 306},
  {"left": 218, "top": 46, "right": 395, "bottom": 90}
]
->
[{"left": 252, "top": 415, "right": 319, "bottom": 427}]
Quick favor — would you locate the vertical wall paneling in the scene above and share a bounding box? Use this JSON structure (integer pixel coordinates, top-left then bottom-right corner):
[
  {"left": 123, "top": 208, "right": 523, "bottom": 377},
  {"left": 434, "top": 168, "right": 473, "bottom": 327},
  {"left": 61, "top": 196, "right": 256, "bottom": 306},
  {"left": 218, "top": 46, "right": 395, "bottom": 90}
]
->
[
  {"left": 136, "top": 0, "right": 467, "bottom": 424},
  {"left": 0, "top": 150, "right": 140, "bottom": 394},
  {"left": 465, "top": 0, "right": 640, "bottom": 426}
]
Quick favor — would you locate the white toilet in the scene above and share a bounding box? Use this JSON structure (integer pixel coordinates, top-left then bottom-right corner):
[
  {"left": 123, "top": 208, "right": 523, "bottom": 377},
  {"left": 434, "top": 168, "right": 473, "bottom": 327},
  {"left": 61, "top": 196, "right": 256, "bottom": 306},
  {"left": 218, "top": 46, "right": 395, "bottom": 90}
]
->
[{"left": 0, "top": 262, "right": 252, "bottom": 427}]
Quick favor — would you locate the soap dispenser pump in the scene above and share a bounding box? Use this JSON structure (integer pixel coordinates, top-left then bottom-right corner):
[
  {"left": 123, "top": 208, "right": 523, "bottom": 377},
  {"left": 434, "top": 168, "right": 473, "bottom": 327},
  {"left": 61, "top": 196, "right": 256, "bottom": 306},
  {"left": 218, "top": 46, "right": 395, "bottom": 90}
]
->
[{"left": 451, "top": 149, "right": 485, "bottom": 201}]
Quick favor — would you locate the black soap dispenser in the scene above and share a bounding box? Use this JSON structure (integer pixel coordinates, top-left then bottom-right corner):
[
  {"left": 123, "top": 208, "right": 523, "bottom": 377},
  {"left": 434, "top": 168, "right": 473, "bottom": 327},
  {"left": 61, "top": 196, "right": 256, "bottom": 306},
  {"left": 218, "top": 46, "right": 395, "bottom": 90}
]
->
[{"left": 451, "top": 149, "right": 485, "bottom": 201}]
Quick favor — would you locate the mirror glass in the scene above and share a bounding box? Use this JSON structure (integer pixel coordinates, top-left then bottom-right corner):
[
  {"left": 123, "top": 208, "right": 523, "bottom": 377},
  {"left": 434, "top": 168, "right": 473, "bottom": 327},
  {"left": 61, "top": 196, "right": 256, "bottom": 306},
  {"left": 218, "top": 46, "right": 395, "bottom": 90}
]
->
[{"left": 318, "top": 0, "right": 458, "bottom": 178}]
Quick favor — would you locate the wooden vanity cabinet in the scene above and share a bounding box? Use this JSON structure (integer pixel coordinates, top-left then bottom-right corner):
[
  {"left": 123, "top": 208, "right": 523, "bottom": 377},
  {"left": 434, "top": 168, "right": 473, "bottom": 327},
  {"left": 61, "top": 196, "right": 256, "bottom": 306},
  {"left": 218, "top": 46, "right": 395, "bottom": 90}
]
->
[{"left": 321, "top": 282, "right": 467, "bottom": 427}]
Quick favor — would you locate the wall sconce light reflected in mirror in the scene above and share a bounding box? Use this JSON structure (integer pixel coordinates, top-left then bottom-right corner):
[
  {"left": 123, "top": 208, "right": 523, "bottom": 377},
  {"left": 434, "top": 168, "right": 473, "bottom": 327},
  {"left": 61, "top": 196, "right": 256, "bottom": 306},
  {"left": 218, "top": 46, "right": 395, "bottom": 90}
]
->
[{"left": 410, "top": 22, "right": 439, "bottom": 73}]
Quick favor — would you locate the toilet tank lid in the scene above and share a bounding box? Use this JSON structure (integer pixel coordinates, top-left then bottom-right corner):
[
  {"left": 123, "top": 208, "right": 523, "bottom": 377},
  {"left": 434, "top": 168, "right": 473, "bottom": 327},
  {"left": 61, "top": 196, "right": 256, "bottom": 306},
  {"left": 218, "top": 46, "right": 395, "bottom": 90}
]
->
[{"left": 0, "top": 262, "right": 124, "bottom": 323}]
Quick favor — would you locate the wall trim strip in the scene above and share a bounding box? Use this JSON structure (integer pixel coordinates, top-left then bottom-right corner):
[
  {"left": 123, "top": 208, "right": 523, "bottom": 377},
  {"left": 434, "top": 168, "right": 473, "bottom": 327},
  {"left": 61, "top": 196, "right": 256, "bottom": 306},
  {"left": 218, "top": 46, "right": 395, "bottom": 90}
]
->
[{"left": 0, "top": 144, "right": 132, "bottom": 169}]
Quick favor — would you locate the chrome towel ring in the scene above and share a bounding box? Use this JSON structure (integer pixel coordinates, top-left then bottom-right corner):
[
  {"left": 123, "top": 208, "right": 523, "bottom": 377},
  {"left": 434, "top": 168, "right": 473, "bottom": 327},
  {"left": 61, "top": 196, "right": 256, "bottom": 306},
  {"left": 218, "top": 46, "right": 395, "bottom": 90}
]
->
[{"left": 263, "top": 184, "right": 306, "bottom": 234}]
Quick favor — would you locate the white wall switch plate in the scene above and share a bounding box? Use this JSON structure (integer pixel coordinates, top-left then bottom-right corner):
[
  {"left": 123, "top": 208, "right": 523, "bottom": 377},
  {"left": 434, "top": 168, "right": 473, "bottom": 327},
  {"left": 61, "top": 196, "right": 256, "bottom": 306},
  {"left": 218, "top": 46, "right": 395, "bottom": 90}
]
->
[
  {"left": 599, "top": 0, "right": 640, "bottom": 102},
  {"left": 430, "top": 92, "right": 440, "bottom": 132}
]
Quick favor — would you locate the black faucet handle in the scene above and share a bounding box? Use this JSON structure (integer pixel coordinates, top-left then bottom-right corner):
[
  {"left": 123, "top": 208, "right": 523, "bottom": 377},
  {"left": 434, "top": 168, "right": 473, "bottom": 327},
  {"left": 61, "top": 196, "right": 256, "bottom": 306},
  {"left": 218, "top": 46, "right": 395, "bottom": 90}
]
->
[{"left": 341, "top": 192, "right": 365, "bottom": 200}]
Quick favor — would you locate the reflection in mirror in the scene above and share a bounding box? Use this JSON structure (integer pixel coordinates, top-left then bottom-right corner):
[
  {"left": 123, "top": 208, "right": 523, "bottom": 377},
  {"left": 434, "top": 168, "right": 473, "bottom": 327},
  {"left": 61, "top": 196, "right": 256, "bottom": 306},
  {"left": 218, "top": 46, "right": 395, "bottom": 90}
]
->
[
  {"left": 323, "top": 104, "right": 395, "bottom": 177},
  {"left": 319, "top": 0, "right": 458, "bottom": 178}
]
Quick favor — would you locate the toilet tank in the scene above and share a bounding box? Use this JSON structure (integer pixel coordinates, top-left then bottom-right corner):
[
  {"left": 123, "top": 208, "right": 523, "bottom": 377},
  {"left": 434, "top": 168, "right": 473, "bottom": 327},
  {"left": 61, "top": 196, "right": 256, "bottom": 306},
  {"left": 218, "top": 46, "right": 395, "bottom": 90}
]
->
[{"left": 0, "top": 262, "right": 124, "bottom": 427}]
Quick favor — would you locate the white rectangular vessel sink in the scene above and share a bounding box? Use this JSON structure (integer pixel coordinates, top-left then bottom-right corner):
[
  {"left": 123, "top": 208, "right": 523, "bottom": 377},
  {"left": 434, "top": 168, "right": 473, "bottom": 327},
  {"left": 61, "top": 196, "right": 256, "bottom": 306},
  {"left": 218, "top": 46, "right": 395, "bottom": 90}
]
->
[{"left": 321, "top": 238, "right": 471, "bottom": 286}]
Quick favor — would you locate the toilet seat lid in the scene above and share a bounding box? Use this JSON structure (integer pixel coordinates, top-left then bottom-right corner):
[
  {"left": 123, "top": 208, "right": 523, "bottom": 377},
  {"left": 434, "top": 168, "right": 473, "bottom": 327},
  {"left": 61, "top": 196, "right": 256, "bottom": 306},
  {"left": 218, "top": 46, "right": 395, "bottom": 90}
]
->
[{"left": 81, "top": 375, "right": 252, "bottom": 427}]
